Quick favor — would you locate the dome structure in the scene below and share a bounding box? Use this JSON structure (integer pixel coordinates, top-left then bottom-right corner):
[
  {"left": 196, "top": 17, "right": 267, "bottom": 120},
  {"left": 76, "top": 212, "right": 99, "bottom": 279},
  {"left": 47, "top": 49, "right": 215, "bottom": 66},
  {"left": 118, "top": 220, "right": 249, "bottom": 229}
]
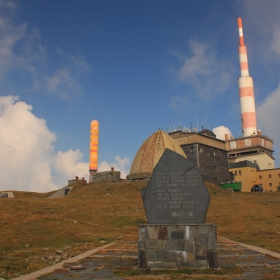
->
[{"left": 127, "top": 130, "right": 186, "bottom": 180}]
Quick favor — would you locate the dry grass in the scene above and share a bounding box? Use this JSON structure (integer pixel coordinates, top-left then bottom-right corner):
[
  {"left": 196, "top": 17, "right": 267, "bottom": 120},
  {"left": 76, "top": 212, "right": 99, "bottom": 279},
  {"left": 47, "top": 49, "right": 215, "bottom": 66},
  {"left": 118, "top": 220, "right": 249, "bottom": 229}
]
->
[{"left": 0, "top": 180, "right": 280, "bottom": 279}]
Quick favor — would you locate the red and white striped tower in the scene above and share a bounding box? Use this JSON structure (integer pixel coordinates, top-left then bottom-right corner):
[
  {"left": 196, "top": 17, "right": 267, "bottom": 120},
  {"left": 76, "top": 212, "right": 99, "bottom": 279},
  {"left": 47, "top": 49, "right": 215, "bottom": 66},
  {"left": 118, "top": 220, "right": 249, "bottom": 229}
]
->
[{"left": 238, "top": 17, "right": 257, "bottom": 137}]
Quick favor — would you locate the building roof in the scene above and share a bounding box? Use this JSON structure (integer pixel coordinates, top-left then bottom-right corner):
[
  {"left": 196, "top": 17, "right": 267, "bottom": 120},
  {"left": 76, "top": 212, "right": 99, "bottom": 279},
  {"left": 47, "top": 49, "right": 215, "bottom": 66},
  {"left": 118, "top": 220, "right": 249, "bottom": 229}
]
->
[
  {"left": 127, "top": 130, "right": 186, "bottom": 180},
  {"left": 229, "top": 160, "right": 260, "bottom": 170}
]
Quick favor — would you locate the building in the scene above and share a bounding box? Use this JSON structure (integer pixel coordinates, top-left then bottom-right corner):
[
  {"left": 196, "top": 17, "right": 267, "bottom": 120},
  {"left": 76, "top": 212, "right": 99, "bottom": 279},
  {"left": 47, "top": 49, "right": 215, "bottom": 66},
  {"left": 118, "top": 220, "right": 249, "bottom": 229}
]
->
[
  {"left": 229, "top": 160, "right": 280, "bottom": 192},
  {"left": 226, "top": 132, "right": 274, "bottom": 170},
  {"left": 127, "top": 130, "right": 186, "bottom": 180},
  {"left": 170, "top": 129, "right": 234, "bottom": 184}
]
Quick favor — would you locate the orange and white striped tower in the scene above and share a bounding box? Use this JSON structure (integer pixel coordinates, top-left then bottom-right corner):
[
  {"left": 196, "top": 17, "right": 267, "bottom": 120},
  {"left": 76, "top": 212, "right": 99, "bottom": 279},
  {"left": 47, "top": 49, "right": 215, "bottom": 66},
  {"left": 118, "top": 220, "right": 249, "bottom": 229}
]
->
[
  {"left": 238, "top": 17, "right": 257, "bottom": 137},
  {"left": 89, "top": 120, "right": 99, "bottom": 182}
]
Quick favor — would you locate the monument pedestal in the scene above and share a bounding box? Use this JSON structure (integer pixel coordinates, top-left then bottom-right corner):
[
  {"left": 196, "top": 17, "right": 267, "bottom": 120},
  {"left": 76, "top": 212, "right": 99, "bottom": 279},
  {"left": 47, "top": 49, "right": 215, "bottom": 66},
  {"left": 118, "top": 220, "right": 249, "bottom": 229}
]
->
[{"left": 138, "top": 224, "right": 217, "bottom": 269}]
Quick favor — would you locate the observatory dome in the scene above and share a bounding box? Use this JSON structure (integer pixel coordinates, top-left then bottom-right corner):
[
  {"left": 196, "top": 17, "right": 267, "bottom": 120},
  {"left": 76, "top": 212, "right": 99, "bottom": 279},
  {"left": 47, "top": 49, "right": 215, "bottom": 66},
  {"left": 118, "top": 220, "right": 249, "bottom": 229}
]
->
[{"left": 126, "top": 130, "right": 186, "bottom": 180}]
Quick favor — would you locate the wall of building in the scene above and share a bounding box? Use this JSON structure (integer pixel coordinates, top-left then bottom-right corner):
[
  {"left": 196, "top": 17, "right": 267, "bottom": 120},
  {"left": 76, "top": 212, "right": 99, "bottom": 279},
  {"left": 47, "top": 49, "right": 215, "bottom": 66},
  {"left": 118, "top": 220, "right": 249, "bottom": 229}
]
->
[
  {"left": 172, "top": 132, "right": 226, "bottom": 150},
  {"left": 89, "top": 170, "right": 121, "bottom": 183},
  {"left": 181, "top": 143, "right": 234, "bottom": 185},
  {"left": 170, "top": 131, "right": 233, "bottom": 185},
  {"left": 226, "top": 135, "right": 273, "bottom": 152},
  {"left": 229, "top": 166, "right": 257, "bottom": 192},
  {"left": 255, "top": 169, "right": 280, "bottom": 192},
  {"left": 229, "top": 164, "right": 280, "bottom": 192},
  {"left": 228, "top": 153, "right": 274, "bottom": 170}
]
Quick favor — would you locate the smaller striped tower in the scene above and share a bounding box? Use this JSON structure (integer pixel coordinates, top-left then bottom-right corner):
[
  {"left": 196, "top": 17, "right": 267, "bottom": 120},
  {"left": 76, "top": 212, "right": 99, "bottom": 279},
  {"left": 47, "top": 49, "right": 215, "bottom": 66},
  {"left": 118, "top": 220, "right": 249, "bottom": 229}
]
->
[
  {"left": 238, "top": 17, "right": 257, "bottom": 137},
  {"left": 89, "top": 120, "right": 99, "bottom": 182}
]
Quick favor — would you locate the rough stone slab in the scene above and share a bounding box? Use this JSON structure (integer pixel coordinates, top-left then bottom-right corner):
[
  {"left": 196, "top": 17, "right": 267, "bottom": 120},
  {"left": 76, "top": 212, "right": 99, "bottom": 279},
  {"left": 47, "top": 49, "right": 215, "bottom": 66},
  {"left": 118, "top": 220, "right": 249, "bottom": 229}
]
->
[
  {"left": 195, "top": 234, "right": 208, "bottom": 244},
  {"left": 165, "top": 240, "right": 185, "bottom": 251},
  {"left": 138, "top": 226, "right": 148, "bottom": 239},
  {"left": 194, "top": 242, "right": 207, "bottom": 256},
  {"left": 194, "top": 260, "right": 209, "bottom": 268},
  {"left": 138, "top": 241, "right": 145, "bottom": 251},
  {"left": 144, "top": 239, "right": 163, "bottom": 249},
  {"left": 138, "top": 224, "right": 217, "bottom": 269},
  {"left": 146, "top": 226, "right": 158, "bottom": 239},
  {"left": 146, "top": 249, "right": 166, "bottom": 262},
  {"left": 175, "top": 251, "right": 188, "bottom": 262},
  {"left": 164, "top": 250, "right": 176, "bottom": 262},
  {"left": 195, "top": 225, "right": 209, "bottom": 235},
  {"left": 177, "top": 261, "right": 196, "bottom": 268},
  {"left": 208, "top": 225, "right": 217, "bottom": 251},
  {"left": 171, "top": 230, "right": 184, "bottom": 239},
  {"left": 141, "top": 149, "right": 210, "bottom": 224},
  {"left": 184, "top": 239, "right": 194, "bottom": 252},
  {"left": 207, "top": 251, "right": 218, "bottom": 268},
  {"left": 147, "top": 261, "right": 177, "bottom": 268},
  {"left": 138, "top": 250, "right": 147, "bottom": 267}
]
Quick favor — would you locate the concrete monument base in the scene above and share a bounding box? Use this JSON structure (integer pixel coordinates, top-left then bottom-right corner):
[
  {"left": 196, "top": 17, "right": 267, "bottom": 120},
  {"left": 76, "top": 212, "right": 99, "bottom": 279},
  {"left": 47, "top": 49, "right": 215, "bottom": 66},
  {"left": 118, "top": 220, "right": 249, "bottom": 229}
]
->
[{"left": 138, "top": 224, "right": 217, "bottom": 269}]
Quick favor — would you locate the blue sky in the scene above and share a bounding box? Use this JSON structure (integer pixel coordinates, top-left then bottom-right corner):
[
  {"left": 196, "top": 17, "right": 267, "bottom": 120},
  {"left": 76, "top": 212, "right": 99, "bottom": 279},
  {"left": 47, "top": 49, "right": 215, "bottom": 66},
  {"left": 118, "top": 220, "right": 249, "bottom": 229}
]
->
[{"left": 1, "top": 0, "right": 280, "bottom": 192}]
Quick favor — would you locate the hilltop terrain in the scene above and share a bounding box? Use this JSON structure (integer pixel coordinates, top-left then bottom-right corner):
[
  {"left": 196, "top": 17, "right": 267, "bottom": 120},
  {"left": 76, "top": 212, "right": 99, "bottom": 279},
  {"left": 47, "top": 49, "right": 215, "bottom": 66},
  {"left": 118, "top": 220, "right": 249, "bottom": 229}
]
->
[{"left": 0, "top": 180, "right": 280, "bottom": 278}]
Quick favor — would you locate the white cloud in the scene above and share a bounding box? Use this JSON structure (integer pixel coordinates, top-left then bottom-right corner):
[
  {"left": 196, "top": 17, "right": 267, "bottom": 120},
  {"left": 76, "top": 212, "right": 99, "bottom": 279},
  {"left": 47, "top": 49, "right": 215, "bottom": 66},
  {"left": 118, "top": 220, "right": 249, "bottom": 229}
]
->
[
  {"left": 54, "top": 149, "right": 89, "bottom": 187},
  {"left": 257, "top": 83, "right": 280, "bottom": 145},
  {"left": 0, "top": 0, "right": 91, "bottom": 98},
  {"left": 213, "top": 126, "right": 233, "bottom": 140},
  {"left": 0, "top": 96, "right": 89, "bottom": 192},
  {"left": 174, "top": 40, "right": 233, "bottom": 100},
  {"left": 99, "top": 156, "right": 130, "bottom": 179},
  {"left": 45, "top": 49, "right": 92, "bottom": 98},
  {"left": 0, "top": 96, "right": 131, "bottom": 192}
]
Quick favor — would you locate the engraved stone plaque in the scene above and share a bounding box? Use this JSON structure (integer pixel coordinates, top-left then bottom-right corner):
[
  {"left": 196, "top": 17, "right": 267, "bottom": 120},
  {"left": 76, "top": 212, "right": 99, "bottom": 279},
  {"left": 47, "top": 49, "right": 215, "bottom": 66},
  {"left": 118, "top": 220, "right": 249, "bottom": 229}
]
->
[
  {"left": 141, "top": 149, "right": 210, "bottom": 224},
  {"left": 171, "top": 230, "right": 184, "bottom": 239}
]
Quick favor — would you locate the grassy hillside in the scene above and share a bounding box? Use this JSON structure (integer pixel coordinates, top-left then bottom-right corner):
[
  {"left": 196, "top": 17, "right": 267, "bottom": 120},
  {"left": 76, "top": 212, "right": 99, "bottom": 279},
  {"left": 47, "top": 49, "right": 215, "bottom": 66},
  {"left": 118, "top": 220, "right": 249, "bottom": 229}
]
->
[{"left": 0, "top": 180, "right": 280, "bottom": 278}]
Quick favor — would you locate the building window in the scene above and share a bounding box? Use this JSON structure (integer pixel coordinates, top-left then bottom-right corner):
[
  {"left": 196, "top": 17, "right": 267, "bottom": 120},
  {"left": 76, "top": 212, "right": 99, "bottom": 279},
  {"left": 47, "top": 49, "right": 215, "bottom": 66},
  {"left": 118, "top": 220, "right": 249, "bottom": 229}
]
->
[
  {"left": 200, "top": 147, "right": 203, "bottom": 153},
  {"left": 278, "top": 174, "right": 280, "bottom": 177},
  {"left": 190, "top": 147, "right": 193, "bottom": 153},
  {"left": 234, "top": 171, "right": 237, "bottom": 176},
  {"left": 259, "top": 175, "right": 262, "bottom": 179},
  {"left": 269, "top": 174, "right": 272, "bottom": 178},
  {"left": 269, "top": 183, "right": 272, "bottom": 187},
  {"left": 239, "top": 170, "right": 242, "bottom": 175},
  {"left": 213, "top": 151, "right": 216, "bottom": 156}
]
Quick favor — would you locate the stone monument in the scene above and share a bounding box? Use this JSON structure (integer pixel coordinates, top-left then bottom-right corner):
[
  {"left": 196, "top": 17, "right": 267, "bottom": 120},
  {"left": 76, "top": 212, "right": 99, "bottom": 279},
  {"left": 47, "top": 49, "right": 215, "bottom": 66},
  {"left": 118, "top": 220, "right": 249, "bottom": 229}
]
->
[{"left": 138, "top": 148, "right": 217, "bottom": 269}]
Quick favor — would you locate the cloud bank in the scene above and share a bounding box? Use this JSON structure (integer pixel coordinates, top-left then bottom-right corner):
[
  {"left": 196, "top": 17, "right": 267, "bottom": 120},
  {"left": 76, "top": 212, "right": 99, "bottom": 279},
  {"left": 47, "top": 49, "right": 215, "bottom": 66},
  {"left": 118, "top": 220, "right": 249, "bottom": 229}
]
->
[
  {"left": 173, "top": 40, "right": 233, "bottom": 100},
  {"left": 0, "top": 0, "right": 91, "bottom": 98},
  {"left": 213, "top": 126, "right": 233, "bottom": 140},
  {"left": 257, "top": 84, "right": 280, "bottom": 164},
  {"left": 0, "top": 96, "right": 129, "bottom": 192}
]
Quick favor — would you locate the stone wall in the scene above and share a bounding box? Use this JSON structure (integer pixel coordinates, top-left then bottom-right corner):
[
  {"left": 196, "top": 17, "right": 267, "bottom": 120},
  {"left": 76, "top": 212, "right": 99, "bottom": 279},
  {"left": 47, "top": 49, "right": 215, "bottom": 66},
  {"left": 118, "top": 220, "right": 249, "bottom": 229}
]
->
[
  {"left": 89, "top": 171, "right": 121, "bottom": 183},
  {"left": 138, "top": 224, "right": 217, "bottom": 269}
]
